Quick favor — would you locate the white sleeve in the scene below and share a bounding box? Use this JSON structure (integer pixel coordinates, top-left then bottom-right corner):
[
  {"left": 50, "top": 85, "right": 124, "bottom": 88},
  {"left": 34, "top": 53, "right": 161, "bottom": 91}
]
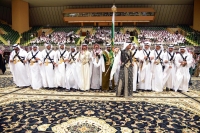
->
[
  {"left": 110, "top": 50, "right": 121, "bottom": 80},
  {"left": 26, "top": 52, "right": 31, "bottom": 60},
  {"left": 186, "top": 54, "right": 193, "bottom": 68},
  {"left": 23, "top": 50, "right": 28, "bottom": 60},
  {"left": 150, "top": 50, "right": 155, "bottom": 62},
  {"left": 37, "top": 52, "right": 42, "bottom": 64},
  {"left": 54, "top": 51, "right": 58, "bottom": 63},
  {"left": 175, "top": 54, "right": 181, "bottom": 68},
  {"left": 9, "top": 51, "right": 14, "bottom": 61},
  {"left": 41, "top": 51, "right": 45, "bottom": 63},
  {"left": 139, "top": 51, "right": 144, "bottom": 61}
]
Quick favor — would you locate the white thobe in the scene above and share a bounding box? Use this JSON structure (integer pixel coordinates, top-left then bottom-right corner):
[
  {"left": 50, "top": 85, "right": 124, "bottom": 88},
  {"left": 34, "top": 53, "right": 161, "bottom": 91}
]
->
[
  {"left": 54, "top": 49, "right": 69, "bottom": 88},
  {"left": 66, "top": 51, "right": 80, "bottom": 90},
  {"left": 110, "top": 51, "right": 121, "bottom": 84},
  {"left": 163, "top": 52, "right": 176, "bottom": 89},
  {"left": 174, "top": 52, "right": 192, "bottom": 92},
  {"left": 41, "top": 49, "right": 56, "bottom": 88},
  {"left": 90, "top": 50, "right": 105, "bottom": 89},
  {"left": 151, "top": 50, "right": 164, "bottom": 92},
  {"left": 9, "top": 49, "right": 30, "bottom": 87},
  {"left": 78, "top": 51, "right": 91, "bottom": 91},
  {"left": 113, "top": 52, "right": 121, "bottom": 86},
  {"left": 26, "top": 51, "right": 42, "bottom": 89},
  {"left": 138, "top": 49, "right": 152, "bottom": 90},
  {"left": 132, "top": 49, "right": 141, "bottom": 91}
]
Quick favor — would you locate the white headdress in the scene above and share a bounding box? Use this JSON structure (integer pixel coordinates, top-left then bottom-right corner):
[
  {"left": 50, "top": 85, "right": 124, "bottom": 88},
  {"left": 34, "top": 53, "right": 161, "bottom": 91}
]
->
[
  {"left": 122, "top": 42, "right": 130, "bottom": 50},
  {"left": 155, "top": 44, "right": 164, "bottom": 51},
  {"left": 58, "top": 43, "right": 65, "bottom": 50},
  {"left": 81, "top": 43, "right": 88, "bottom": 52},
  {"left": 168, "top": 44, "right": 174, "bottom": 48},
  {"left": 143, "top": 41, "right": 151, "bottom": 50},
  {"left": 32, "top": 44, "right": 39, "bottom": 52},
  {"left": 106, "top": 43, "right": 111, "bottom": 47},
  {"left": 70, "top": 45, "right": 77, "bottom": 53},
  {"left": 179, "top": 46, "right": 188, "bottom": 54},
  {"left": 12, "top": 44, "right": 21, "bottom": 49},
  {"left": 45, "top": 43, "right": 52, "bottom": 50}
]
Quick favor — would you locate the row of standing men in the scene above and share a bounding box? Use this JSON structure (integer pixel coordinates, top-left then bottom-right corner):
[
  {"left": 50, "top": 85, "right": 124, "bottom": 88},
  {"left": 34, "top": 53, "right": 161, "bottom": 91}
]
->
[{"left": 9, "top": 42, "right": 193, "bottom": 97}]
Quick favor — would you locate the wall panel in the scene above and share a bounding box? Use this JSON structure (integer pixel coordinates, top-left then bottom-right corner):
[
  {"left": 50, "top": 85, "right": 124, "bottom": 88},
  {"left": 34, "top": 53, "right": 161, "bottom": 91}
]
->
[
  {"left": 193, "top": 0, "right": 200, "bottom": 31},
  {"left": 0, "top": 6, "right": 11, "bottom": 24},
  {"left": 29, "top": 4, "right": 193, "bottom": 26}
]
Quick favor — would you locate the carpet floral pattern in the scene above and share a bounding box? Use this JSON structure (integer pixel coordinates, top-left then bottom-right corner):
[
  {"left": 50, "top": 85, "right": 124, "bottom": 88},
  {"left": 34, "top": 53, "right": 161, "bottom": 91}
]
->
[
  {"left": 0, "top": 74, "right": 200, "bottom": 132},
  {"left": 0, "top": 100, "right": 200, "bottom": 132}
]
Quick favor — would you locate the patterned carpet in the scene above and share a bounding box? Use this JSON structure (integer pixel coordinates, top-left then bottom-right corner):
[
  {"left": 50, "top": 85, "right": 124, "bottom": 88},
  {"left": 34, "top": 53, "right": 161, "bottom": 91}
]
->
[
  {"left": 0, "top": 74, "right": 200, "bottom": 132},
  {"left": 0, "top": 76, "right": 200, "bottom": 91},
  {"left": 0, "top": 100, "right": 200, "bottom": 132}
]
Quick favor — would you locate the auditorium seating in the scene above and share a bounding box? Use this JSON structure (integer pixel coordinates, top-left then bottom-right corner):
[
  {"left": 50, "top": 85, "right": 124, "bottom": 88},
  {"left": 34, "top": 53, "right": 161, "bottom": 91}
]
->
[
  {"left": 0, "top": 25, "right": 197, "bottom": 46},
  {"left": 137, "top": 26, "right": 187, "bottom": 46},
  {"left": 137, "top": 26, "right": 167, "bottom": 31},
  {"left": 21, "top": 26, "right": 41, "bottom": 45},
  {"left": 179, "top": 25, "right": 194, "bottom": 33},
  {"left": 29, "top": 27, "right": 80, "bottom": 46},
  {"left": 179, "top": 25, "right": 200, "bottom": 46},
  {"left": 0, "top": 23, "right": 20, "bottom": 44},
  {"left": 52, "top": 27, "right": 79, "bottom": 33},
  {"left": 0, "top": 40, "right": 3, "bottom": 44}
]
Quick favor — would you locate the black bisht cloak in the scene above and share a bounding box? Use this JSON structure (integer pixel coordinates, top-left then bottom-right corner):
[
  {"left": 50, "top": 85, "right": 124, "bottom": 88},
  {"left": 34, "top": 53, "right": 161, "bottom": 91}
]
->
[{"left": 0, "top": 54, "right": 6, "bottom": 74}]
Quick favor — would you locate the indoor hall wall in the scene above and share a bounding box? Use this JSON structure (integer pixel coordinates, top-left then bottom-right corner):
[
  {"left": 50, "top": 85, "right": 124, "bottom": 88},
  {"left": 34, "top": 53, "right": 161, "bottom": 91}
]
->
[
  {"left": 193, "top": 0, "right": 200, "bottom": 31},
  {"left": 135, "top": 4, "right": 193, "bottom": 26},
  {"left": 29, "top": 6, "right": 67, "bottom": 26},
  {"left": 29, "top": 4, "right": 193, "bottom": 26},
  {"left": 0, "top": 6, "right": 11, "bottom": 24}
]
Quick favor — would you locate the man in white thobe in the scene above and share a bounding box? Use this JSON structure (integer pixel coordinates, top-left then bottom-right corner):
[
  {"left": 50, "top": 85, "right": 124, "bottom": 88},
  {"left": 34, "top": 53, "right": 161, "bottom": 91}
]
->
[
  {"left": 174, "top": 46, "right": 193, "bottom": 92},
  {"left": 131, "top": 43, "right": 141, "bottom": 92},
  {"left": 90, "top": 44, "right": 105, "bottom": 90},
  {"left": 41, "top": 43, "right": 56, "bottom": 89},
  {"left": 138, "top": 42, "right": 153, "bottom": 91},
  {"left": 113, "top": 47, "right": 121, "bottom": 86},
  {"left": 163, "top": 45, "right": 176, "bottom": 91},
  {"left": 54, "top": 43, "right": 69, "bottom": 89},
  {"left": 77, "top": 44, "right": 91, "bottom": 91},
  {"left": 9, "top": 44, "right": 30, "bottom": 88},
  {"left": 26, "top": 44, "right": 42, "bottom": 90},
  {"left": 66, "top": 46, "right": 80, "bottom": 90},
  {"left": 151, "top": 44, "right": 165, "bottom": 92}
]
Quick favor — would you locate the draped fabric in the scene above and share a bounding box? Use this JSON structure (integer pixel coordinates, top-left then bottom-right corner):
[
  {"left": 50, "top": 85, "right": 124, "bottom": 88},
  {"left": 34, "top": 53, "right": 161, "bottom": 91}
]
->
[
  {"left": 0, "top": 54, "right": 6, "bottom": 74},
  {"left": 102, "top": 50, "right": 115, "bottom": 91},
  {"left": 26, "top": 50, "right": 42, "bottom": 89},
  {"left": 151, "top": 50, "right": 165, "bottom": 92},
  {"left": 138, "top": 49, "right": 152, "bottom": 91},
  {"left": 116, "top": 50, "right": 133, "bottom": 97},
  {"left": 41, "top": 49, "right": 56, "bottom": 88},
  {"left": 54, "top": 49, "right": 69, "bottom": 88},
  {"left": 9, "top": 49, "right": 30, "bottom": 87},
  {"left": 174, "top": 52, "right": 193, "bottom": 92},
  {"left": 66, "top": 51, "right": 80, "bottom": 90},
  {"left": 163, "top": 52, "right": 177, "bottom": 89},
  {"left": 90, "top": 50, "right": 105, "bottom": 89},
  {"left": 131, "top": 49, "right": 141, "bottom": 91},
  {"left": 77, "top": 50, "right": 91, "bottom": 91}
]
